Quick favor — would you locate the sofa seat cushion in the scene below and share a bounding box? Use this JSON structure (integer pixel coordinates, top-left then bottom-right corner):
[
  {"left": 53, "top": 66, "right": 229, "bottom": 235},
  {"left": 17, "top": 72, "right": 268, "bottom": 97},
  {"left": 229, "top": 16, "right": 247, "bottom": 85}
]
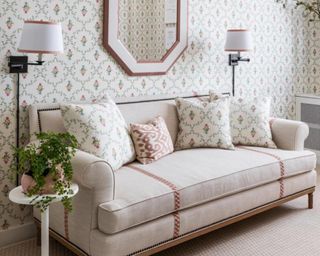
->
[{"left": 98, "top": 147, "right": 316, "bottom": 234}]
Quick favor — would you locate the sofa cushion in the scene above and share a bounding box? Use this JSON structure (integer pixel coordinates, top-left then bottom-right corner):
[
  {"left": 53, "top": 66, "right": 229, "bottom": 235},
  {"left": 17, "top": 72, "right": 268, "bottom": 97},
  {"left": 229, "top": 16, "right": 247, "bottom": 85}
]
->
[
  {"left": 228, "top": 97, "right": 277, "bottom": 148},
  {"left": 61, "top": 99, "right": 135, "bottom": 170},
  {"left": 175, "top": 97, "right": 234, "bottom": 150},
  {"left": 98, "top": 147, "right": 316, "bottom": 234},
  {"left": 130, "top": 116, "right": 174, "bottom": 164}
]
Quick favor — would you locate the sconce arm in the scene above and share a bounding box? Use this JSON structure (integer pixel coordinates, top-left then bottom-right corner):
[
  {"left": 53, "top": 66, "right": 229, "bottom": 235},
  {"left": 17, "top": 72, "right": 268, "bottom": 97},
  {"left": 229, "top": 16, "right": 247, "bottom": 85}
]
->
[
  {"left": 27, "top": 61, "right": 45, "bottom": 66},
  {"left": 8, "top": 56, "right": 44, "bottom": 73},
  {"left": 228, "top": 52, "right": 250, "bottom": 66},
  {"left": 238, "top": 57, "right": 250, "bottom": 62}
]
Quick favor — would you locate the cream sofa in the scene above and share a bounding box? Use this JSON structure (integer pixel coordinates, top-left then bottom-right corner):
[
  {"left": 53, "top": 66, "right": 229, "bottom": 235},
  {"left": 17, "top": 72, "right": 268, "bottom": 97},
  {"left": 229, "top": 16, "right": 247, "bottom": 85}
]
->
[{"left": 29, "top": 96, "right": 317, "bottom": 256}]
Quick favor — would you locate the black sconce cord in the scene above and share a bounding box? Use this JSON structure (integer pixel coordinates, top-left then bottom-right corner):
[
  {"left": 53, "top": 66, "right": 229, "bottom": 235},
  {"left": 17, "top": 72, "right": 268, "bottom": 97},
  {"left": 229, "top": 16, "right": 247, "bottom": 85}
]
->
[
  {"left": 16, "top": 73, "right": 20, "bottom": 186},
  {"left": 8, "top": 56, "right": 44, "bottom": 186}
]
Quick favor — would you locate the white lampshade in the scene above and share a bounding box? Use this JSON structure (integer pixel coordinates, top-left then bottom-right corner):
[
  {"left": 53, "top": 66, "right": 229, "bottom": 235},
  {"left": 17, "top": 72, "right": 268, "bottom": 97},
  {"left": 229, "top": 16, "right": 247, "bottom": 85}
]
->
[
  {"left": 225, "top": 29, "right": 252, "bottom": 52},
  {"left": 18, "top": 21, "right": 64, "bottom": 54}
]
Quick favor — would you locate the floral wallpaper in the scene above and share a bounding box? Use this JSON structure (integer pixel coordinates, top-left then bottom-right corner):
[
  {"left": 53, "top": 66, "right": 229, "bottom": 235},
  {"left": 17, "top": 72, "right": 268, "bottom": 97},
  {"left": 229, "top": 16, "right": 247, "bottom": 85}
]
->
[{"left": 0, "top": 0, "right": 316, "bottom": 237}]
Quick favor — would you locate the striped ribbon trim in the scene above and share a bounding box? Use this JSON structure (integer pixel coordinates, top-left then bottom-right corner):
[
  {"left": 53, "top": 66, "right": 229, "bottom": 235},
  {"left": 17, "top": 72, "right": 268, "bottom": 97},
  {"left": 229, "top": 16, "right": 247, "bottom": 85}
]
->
[
  {"left": 127, "top": 165, "right": 181, "bottom": 238},
  {"left": 238, "top": 146, "right": 285, "bottom": 198},
  {"left": 64, "top": 208, "right": 69, "bottom": 240}
]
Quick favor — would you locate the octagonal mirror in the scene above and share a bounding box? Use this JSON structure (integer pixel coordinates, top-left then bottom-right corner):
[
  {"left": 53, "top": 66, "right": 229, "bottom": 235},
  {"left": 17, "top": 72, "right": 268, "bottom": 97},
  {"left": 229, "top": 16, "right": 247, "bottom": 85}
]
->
[{"left": 103, "top": 0, "right": 188, "bottom": 76}]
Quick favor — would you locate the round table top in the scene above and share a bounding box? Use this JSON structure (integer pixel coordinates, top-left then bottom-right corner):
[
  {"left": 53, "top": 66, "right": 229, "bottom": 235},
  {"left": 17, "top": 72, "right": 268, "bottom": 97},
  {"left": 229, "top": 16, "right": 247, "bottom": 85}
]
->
[{"left": 9, "top": 183, "right": 79, "bottom": 205}]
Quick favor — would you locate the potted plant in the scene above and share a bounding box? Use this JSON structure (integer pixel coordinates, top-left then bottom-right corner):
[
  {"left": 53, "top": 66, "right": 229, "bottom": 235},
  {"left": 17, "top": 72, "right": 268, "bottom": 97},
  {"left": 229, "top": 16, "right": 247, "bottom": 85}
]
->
[
  {"left": 12, "top": 132, "right": 78, "bottom": 212},
  {"left": 276, "top": 0, "right": 320, "bottom": 22}
]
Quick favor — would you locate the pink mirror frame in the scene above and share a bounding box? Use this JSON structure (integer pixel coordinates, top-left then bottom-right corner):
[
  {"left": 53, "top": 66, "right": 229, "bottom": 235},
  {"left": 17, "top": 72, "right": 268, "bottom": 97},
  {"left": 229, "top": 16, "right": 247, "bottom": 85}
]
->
[{"left": 103, "top": 0, "right": 188, "bottom": 76}]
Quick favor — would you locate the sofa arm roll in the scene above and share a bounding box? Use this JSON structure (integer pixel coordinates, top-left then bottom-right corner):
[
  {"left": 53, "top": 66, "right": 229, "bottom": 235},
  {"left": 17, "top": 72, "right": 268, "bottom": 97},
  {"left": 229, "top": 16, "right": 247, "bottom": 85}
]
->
[
  {"left": 71, "top": 149, "right": 115, "bottom": 198},
  {"left": 271, "top": 118, "right": 309, "bottom": 151}
]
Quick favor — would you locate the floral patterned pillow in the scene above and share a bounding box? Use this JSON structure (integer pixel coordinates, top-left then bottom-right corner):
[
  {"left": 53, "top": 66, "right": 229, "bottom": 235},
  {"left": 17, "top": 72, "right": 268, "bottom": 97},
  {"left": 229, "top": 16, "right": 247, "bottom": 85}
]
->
[
  {"left": 175, "top": 97, "right": 234, "bottom": 150},
  {"left": 60, "top": 99, "right": 135, "bottom": 170},
  {"left": 130, "top": 116, "right": 174, "bottom": 164},
  {"left": 228, "top": 97, "right": 277, "bottom": 148}
]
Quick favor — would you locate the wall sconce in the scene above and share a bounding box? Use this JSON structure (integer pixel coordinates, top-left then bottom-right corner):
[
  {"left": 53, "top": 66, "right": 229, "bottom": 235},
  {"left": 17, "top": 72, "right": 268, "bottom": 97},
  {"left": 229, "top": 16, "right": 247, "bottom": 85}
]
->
[
  {"left": 225, "top": 29, "right": 252, "bottom": 96},
  {"left": 7, "top": 20, "right": 63, "bottom": 184},
  {"left": 8, "top": 21, "right": 63, "bottom": 72}
]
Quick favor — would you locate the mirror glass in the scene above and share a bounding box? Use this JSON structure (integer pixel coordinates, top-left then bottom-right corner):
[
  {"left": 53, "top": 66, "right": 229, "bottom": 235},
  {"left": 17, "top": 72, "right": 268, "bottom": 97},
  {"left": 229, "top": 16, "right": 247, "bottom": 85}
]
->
[{"left": 118, "top": 0, "right": 178, "bottom": 62}]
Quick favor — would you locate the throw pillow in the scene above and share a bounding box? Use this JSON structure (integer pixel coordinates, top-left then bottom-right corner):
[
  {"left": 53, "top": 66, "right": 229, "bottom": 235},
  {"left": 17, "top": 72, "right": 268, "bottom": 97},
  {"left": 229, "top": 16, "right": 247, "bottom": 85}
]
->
[
  {"left": 60, "top": 98, "right": 135, "bottom": 170},
  {"left": 130, "top": 116, "right": 174, "bottom": 164},
  {"left": 227, "top": 97, "right": 277, "bottom": 148},
  {"left": 175, "top": 97, "right": 234, "bottom": 150}
]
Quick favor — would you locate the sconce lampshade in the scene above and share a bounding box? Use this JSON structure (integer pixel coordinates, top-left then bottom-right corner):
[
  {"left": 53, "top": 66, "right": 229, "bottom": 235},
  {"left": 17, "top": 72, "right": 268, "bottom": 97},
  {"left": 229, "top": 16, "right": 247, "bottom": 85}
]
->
[
  {"left": 225, "top": 29, "right": 252, "bottom": 52},
  {"left": 18, "top": 21, "right": 64, "bottom": 54}
]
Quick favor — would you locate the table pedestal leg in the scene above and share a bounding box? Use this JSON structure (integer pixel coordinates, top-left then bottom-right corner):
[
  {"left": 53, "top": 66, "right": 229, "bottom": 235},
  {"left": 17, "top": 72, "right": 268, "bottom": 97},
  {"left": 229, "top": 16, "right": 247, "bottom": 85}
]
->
[{"left": 41, "top": 207, "right": 49, "bottom": 256}]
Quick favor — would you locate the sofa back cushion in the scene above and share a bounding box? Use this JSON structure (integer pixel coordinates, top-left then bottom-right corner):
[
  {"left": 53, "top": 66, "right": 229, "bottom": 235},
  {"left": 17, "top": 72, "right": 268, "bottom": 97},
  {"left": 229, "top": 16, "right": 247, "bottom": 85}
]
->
[
  {"left": 29, "top": 103, "right": 67, "bottom": 141},
  {"left": 29, "top": 96, "right": 187, "bottom": 144},
  {"left": 118, "top": 100, "right": 179, "bottom": 144}
]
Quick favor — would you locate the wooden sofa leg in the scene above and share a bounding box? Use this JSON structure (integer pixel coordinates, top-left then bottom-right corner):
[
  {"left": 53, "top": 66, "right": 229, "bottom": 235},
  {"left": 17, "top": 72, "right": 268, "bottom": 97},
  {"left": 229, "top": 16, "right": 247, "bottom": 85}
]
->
[
  {"left": 36, "top": 226, "right": 41, "bottom": 246},
  {"left": 308, "top": 193, "right": 314, "bottom": 209}
]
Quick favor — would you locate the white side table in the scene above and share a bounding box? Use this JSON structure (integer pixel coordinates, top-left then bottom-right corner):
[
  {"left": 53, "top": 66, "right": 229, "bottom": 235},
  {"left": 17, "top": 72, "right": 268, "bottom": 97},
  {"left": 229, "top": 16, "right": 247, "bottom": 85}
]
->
[{"left": 9, "top": 184, "right": 79, "bottom": 256}]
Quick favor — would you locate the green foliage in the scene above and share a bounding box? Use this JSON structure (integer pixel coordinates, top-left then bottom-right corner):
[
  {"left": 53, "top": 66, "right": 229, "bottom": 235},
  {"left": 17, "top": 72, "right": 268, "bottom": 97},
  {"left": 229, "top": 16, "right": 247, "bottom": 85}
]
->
[
  {"left": 12, "top": 132, "right": 78, "bottom": 212},
  {"left": 275, "top": 0, "right": 289, "bottom": 8},
  {"left": 276, "top": 0, "right": 320, "bottom": 22},
  {"left": 296, "top": 0, "right": 320, "bottom": 22}
]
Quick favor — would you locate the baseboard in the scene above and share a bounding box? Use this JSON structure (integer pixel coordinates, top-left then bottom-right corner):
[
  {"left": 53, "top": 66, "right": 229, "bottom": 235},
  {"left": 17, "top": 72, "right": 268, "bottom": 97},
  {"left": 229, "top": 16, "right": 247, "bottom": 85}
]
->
[{"left": 0, "top": 221, "right": 36, "bottom": 248}]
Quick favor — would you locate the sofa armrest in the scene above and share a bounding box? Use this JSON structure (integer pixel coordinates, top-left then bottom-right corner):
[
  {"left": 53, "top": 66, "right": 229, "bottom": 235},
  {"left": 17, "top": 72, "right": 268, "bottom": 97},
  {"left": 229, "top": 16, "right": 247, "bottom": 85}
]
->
[
  {"left": 34, "top": 149, "right": 116, "bottom": 244},
  {"left": 71, "top": 149, "right": 115, "bottom": 200},
  {"left": 271, "top": 118, "right": 309, "bottom": 151}
]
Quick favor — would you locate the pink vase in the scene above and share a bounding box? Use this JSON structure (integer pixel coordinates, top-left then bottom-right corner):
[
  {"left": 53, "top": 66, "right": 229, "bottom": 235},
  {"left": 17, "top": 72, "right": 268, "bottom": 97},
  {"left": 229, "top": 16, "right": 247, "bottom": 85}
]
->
[
  {"left": 21, "top": 173, "right": 36, "bottom": 193},
  {"left": 20, "top": 168, "right": 64, "bottom": 194}
]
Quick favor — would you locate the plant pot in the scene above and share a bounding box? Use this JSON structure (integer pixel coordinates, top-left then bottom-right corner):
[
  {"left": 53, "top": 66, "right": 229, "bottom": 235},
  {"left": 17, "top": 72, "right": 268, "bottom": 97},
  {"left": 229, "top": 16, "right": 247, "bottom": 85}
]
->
[
  {"left": 21, "top": 167, "right": 64, "bottom": 195},
  {"left": 21, "top": 173, "right": 36, "bottom": 193}
]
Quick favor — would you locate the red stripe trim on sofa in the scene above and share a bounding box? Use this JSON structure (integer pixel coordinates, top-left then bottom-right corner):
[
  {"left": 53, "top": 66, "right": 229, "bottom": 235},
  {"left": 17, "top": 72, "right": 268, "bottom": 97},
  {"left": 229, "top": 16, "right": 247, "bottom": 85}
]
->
[
  {"left": 237, "top": 146, "right": 285, "bottom": 198},
  {"left": 64, "top": 208, "right": 69, "bottom": 240},
  {"left": 127, "top": 164, "right": 181, "bottom": 238}
]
